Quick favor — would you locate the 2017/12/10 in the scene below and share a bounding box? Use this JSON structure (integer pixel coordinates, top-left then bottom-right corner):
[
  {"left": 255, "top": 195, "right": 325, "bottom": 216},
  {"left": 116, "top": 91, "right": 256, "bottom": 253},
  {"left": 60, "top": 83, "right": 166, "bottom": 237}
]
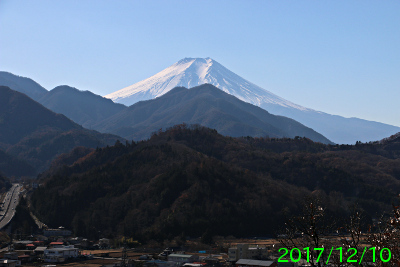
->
[{"left": 278, "top": 247, "right": 391, "bottom": 264}]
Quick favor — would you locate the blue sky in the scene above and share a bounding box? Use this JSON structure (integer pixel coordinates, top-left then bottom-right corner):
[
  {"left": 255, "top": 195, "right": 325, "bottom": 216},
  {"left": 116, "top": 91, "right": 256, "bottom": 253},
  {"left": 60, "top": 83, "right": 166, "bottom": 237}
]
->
[{"left": 1, "top": 1, "right": 399, "bottom": 127}]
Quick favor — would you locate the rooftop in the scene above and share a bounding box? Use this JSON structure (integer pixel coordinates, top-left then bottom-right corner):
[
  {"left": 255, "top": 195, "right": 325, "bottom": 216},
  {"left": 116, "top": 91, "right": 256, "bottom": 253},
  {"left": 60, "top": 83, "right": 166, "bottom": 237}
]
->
[
  {"left": 169, "top": 254, "right": 194, "bottom": 258},
  {"left": 236, "top": 259, "right": 275, "bottom": 267}
]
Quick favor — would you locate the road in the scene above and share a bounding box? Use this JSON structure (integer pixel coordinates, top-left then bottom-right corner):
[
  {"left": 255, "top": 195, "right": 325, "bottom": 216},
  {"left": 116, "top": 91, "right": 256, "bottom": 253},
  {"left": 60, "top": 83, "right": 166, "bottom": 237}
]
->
[{"left": 0, "top": 184, "right": 22, "bottom": 229}]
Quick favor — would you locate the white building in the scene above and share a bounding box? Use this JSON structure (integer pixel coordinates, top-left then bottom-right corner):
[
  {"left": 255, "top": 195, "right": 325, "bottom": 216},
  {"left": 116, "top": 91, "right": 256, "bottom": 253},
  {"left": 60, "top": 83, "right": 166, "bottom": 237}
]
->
[
  {"left": 168, "top": 254, "right": 199, "bottom": 266},
  {"left": 229, "top": 244, "right": 269, "bottom": 261},
  {"left": 44, "top": 245, "right": 79, "bottom": 263}
]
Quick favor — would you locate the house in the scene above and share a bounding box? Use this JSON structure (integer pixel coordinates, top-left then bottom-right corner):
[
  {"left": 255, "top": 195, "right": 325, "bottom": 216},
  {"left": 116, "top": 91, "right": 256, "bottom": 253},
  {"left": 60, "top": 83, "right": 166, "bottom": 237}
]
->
[
  {"left": 0, "top": 253, "right": 21, "bottom": 267},
  {"left": 0, "top": 252, "right": 21, "bottom": 266},
  {"left": 26, "top": 244, "right": 35, "bottom": 250},
  {"left": 43, "top": 227, "right": 72, "bottom": 237},
  {"left": 99, "top": 238, "right": 110, "bottom": 248},
  {"left": 3, "top": 253, "right": 18, "bottom": 261},
  {"left": 34, "top": 246, "right": 47, "bottom": 257},
  {"left": 49, "top": 241, "right": 64, "bottom": 248},
  {"left": 0, "top": 260, "right": 19, "bottom": 267},
  {"left": 74, "top": 238, "right": 93, "bottom": 249},
  {"left": 203, "top": 256, "right": 221, "bottom": 266},
  {"left": 277, "top": 263, "right": 298, "bottom": 267},
  {"left": 13, "top": 240, "right": 33, "bottom": 250},
  {"left": 33, "top": 240, "right": 45, "bottom": 246},
  {"left": 44, "top": 245, "right": 79, "bottom": 263},
  {"left": 17, "top": 255, "right": 33, "bottom": 264},
  {"left": 183, "top": 264, "right": 204, "bottom": 267},
  {"left": 168, "top": 254, "right": 199, "bottom": 266},
  {"left": 236, "top": 259, "right": 277, "bottom": 267},
  {"left": 144, "top": 259, "right": 172, "bottom": 267},
  {"left": 229, "top": 244, "right": 269, "bottom": 261}
]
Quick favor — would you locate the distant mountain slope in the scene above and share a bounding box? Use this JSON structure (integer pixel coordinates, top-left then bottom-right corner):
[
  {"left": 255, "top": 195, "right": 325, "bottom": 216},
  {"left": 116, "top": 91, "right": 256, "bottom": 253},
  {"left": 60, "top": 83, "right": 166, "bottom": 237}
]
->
[
  {"left": 0, "top": 71, "right": 47, "bottom": 101},
  {"left": 105, "top": 58, "right": 400, "bottom": 144},
  {"left": 260, "top": 104, "right": 400, "bottom": 146},
  {"left": 0, "top": 87, "right": 79, "bottom": 148},
  {"left": 0, "top": 149, "right": 36, "bottom": 177},
  {"left": 0, "top": 86, "right": 123, "bottom": 174},
  {"left": 0, "top": 72, "right": 128, "bottom": 129},
  {"left": 96, "top": 84, "right": 332, "bottom": 144},
  {"left": 38, "top": 85, "right": 126, "bottom": 128}
]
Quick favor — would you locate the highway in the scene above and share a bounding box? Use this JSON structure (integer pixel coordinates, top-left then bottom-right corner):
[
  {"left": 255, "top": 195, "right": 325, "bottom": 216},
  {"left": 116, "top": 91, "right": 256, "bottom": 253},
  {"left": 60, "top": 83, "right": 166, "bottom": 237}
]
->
[{"left": 0, "top": 184, "right": 22, "bottom": 229}]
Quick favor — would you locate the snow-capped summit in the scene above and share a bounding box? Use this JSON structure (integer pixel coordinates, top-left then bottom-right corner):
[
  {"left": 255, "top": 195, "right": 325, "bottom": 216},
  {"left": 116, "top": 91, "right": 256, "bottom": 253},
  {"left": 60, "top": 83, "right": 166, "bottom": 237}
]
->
[
  {"left": 105, "top": 57, "right": 400, "bottom": 144},
  {"left": 105, "top": 57, "right": 309, "bottom": 111}
]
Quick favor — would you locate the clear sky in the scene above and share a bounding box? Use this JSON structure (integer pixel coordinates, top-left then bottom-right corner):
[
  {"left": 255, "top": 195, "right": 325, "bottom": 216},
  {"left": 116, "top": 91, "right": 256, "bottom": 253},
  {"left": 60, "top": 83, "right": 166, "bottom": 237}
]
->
[{"left": 1, "top": 1, "right": 399, "bottom": 127}]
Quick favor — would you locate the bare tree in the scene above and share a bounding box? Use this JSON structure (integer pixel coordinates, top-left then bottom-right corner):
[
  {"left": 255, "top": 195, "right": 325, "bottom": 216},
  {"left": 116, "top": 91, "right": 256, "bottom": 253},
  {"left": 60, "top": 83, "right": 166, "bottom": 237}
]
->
[
  {"left": 278, "top": 197, "right": 334, "bottom": 267},
  {"left": 368, "top": 202, "right": 400, "bottom": 266}
]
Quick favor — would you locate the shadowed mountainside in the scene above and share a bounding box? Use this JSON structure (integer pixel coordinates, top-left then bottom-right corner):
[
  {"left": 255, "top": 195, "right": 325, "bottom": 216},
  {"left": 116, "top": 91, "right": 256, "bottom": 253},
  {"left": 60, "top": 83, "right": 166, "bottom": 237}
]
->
[
  {"left": 0, "top": 86, "right": 123, "bottom": 175},
  {"left": 38, "top": 85, "right": 126, "bottom": 129},
  {"left": 0, "top": 71, "right": 47, "bottom": 101},
  {"left": 95, "top": 84, "right": 333, "bottom": 144}
]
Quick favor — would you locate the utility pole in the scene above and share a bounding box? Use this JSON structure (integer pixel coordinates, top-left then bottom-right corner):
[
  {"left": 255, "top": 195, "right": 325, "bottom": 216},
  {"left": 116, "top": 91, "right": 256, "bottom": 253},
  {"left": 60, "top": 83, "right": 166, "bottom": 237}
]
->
[{"left": 121, "top": 243, "right": 128, "bottom": 267}]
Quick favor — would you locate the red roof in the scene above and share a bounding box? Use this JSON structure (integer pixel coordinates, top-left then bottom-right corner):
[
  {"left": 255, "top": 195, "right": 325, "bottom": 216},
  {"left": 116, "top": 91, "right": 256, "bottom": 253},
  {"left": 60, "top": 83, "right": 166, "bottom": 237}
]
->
[
  {"left": 50, "top": 242, "right": 64, "bottom": 245},
  {"left": 18, "top": 255, "right": 30, "bottom": 258},
  {"left": 26, "top": 244, "right": 35, "bottom": 247}
]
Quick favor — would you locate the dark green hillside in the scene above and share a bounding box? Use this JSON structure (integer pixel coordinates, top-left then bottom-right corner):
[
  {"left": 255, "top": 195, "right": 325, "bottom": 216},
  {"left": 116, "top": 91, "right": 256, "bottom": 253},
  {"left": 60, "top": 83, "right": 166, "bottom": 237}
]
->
[
  {"left": 32, "top": 134, "right": 310, "bottom": 240},
  {"left": 0, "top": 86, "right": 78, "bottom": 147},
  {"left": 0, "top": 86, "right": 123, "bottom": 175},
  {"left": 0, "top": 149, "right": 35, "bottom": 177},
  {"left": 45, "top": 146, "right": 95, "bottom": 175},
  {"left": 0, "top": 173, "right": 12, "bottom": 193},
  {"left": 31, "top": 125, "right": 400, "bottom": 240}
]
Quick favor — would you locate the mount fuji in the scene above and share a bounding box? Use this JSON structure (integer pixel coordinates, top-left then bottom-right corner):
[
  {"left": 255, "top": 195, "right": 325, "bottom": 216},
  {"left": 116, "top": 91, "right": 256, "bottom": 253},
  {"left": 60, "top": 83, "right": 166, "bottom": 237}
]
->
[
  {"left": 106, "top": 57, "right": 306, "bottom": 110},
  {"left": 105, "top": 58, "right": 400, "bottom": 144}
]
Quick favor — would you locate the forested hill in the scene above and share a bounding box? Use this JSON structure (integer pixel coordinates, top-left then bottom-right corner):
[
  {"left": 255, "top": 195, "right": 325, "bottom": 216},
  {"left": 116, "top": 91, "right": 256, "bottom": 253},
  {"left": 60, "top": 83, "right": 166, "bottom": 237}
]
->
[
  {"left": 0, "top": 86, "right": 123, "bottom": 175},
  {"left": 0, "top": 173, "right": 12, "bottom": 193},
  {"left": 31, "top": 125, "right": 400, "bottom": 241}
]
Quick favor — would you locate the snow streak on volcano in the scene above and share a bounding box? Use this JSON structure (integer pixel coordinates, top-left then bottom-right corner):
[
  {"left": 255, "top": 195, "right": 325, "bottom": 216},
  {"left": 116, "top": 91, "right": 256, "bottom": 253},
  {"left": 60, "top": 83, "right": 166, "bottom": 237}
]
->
[{"left": 105, "top": 57, "right": 309, "bottom": 111}]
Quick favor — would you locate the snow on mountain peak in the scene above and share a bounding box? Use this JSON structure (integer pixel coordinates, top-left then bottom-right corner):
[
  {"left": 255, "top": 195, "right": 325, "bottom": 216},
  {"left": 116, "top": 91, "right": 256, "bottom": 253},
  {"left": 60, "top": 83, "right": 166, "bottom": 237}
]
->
[{"left": 105, "top": 58, "right": 309, "bottom": 111}]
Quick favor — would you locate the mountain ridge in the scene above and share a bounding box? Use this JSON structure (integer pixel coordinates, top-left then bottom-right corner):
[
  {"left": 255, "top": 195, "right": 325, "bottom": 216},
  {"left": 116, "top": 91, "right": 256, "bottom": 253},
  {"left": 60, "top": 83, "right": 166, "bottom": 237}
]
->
[
  {"left": 96, "top": 84, "right": 333, "bottom": 144},
  {"left": 0, "top": 85, "right": 123, "bottom": 175},
  {"left": 0, "top": 72, "right": 128, "bottom": 129},
  {"left": 38, "top": 85, "right": 126, "bottom": 128},
  {"left": 105, "top": 58, "right": 400, "bottom": 144},
  {"left": 0, "top": 71, "right": 48, "bottom": 101}
]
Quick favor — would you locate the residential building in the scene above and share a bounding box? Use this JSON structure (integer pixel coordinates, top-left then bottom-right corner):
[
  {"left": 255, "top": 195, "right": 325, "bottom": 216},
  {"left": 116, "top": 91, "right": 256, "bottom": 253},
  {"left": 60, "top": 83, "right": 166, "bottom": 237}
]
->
[
  {"left": 236, "top": 259, "right": 277, "bottom": 267},
  {"left": 1, "top": 253, "right": 20, "bottom": 267},
  {"left": 0, "top": 259, "right": 19, "bottom": 267},
  {"left": 43, "top": 227, "right": 72, "bottom": 237},
  {"left": 168, "top": 254, "right": 199, "bottom": 266},
  {"left": 229, "top": 244, "right": 269, "bottom": 261},
  {"left": 44, "top": 245, "right": 79, "bottom": 263}
]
